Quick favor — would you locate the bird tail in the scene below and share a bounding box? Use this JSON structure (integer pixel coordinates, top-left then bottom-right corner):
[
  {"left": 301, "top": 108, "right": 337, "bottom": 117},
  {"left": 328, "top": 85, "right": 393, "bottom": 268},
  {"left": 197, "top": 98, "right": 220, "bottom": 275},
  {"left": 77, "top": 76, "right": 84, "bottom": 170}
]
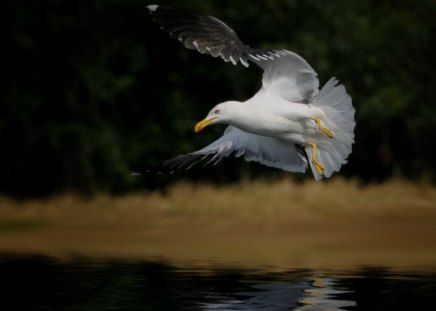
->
[{"left": 307, "top": 77, "right": 356, "bottom": 180}]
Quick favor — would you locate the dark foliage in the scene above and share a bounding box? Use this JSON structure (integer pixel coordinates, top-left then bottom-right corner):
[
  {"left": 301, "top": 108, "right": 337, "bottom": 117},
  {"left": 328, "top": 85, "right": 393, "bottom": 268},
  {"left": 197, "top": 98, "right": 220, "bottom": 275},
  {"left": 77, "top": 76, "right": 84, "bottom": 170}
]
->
[{"left": 2, "top": 0, "right": 436, "bottom": 197}]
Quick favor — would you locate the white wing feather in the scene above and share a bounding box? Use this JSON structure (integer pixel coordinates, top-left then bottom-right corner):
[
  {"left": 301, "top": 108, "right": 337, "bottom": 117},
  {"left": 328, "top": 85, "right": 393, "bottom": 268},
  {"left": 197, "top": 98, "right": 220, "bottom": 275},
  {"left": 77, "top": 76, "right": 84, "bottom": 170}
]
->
[{"left": 251, "top": 50, "right": 319, "bottom": 103}]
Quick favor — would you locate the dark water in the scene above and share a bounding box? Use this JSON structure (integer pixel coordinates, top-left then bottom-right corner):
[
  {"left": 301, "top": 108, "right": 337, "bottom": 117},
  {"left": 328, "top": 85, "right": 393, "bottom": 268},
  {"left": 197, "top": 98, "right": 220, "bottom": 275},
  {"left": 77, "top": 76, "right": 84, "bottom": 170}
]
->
[{"left": 1, "top": 255, "right": 436, "bottom": 310}]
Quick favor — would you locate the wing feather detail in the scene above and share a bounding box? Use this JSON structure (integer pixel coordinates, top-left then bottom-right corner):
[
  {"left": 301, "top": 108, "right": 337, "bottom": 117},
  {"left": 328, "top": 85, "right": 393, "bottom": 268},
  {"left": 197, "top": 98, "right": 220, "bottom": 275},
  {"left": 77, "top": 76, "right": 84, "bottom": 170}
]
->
[
  {"left": 162, "top": 126, "right": 308, "bottom": 173},
  {"left": 147, "top": 5, "right": 319, "bottom": 103}
]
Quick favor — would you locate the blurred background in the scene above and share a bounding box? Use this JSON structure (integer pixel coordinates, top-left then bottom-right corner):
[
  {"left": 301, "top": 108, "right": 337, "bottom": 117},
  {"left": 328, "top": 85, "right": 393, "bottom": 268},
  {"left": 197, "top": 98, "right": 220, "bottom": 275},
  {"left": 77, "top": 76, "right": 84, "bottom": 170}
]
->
[
  {"left": 2, "top": 2, "right": 436, "bottom": 309},
  {"left": 2, "top": 0, "right": 436, "bottom": 198}
]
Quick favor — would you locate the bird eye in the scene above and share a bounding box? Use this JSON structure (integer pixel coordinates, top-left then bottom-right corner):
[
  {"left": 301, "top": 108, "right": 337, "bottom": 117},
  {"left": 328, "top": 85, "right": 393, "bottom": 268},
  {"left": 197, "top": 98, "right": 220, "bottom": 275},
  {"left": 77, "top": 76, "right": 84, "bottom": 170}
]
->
[{"left": 214, "top": 109, "right": 220, "bottom": 114}]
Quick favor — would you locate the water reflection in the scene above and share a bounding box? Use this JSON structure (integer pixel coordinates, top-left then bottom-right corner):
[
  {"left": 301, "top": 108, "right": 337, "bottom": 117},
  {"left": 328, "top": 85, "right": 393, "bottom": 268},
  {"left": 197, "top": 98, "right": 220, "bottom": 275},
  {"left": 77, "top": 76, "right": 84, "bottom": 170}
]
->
[
  {"left": 297, "top": 277, "right": 356, "bottom": 310},
  {"left": 201, "top": 277, "right": 356, "bottom": 311},
  {"left": 0, "top": 255, "right": 435, "bottom": 311},
  {"left": 201, "top": 282, "right": 306, "bottom": 310}
]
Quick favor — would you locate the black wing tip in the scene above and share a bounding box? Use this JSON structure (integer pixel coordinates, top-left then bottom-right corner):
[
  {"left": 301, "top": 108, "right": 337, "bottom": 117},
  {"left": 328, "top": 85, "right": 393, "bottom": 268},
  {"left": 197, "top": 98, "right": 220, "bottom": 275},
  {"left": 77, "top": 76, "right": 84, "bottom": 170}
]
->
[
  {"left": 131, "top": 154, "right": 206, "bottom": 176},
  {"left": 132, "top": 166, "right": 167, "bottom": 176},
  {"left": 146, "top": 4, "right": 252, "bottom": 68},
  {"left": 146, "top": 4, "right": 199, "bottom": 14},
  {"left": 161, "top": 152, "right": 225, "bottom": 172}
]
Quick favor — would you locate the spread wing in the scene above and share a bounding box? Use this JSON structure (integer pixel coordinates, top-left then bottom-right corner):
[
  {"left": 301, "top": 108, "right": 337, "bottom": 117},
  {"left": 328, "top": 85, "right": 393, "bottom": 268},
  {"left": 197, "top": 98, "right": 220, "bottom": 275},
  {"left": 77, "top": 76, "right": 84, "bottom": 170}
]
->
[
  {"left": 147, "top": 5, "right": 319, "bottom": 103},
  {"left": 161, "top": 126, "right": 308, "bottom": 173},
  {"left": 253, "top": 51, "right": 319, "bottom": 103}
]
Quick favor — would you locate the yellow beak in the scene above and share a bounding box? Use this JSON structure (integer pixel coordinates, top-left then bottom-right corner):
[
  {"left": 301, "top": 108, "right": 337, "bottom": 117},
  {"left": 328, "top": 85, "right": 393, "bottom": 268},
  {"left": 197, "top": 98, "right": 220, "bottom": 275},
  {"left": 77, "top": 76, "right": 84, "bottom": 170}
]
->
[{"left": 195, "top": 117, "right": 217, "bottom": 133}]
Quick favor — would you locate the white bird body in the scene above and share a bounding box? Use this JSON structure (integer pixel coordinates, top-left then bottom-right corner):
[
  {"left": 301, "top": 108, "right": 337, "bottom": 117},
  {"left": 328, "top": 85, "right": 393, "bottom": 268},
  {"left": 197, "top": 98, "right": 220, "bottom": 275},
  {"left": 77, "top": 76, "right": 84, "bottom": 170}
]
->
[
  {"left": 222, "top": 96, "right": 322, "bottom": 145},
  {"left": 147, "top": 5, "right": 356, "bottom": 180}
]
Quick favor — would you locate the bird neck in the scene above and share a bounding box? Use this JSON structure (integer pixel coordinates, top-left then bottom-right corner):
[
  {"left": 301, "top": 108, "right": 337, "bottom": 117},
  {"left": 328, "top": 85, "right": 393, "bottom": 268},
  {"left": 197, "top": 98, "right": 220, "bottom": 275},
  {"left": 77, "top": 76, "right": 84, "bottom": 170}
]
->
[
  {"left": 226, "top": 101, "right": 257, "bottom": 129},
  {"left": 225, "top": 100, "right": 273, "bottom": 136}
]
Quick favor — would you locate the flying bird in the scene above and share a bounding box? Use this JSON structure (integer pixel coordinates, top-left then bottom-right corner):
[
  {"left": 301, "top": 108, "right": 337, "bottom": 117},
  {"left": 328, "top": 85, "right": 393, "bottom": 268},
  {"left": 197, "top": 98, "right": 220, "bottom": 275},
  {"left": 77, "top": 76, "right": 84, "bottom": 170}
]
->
[{"left": 147, "top": 5, "right": 355, "bottom": 180}]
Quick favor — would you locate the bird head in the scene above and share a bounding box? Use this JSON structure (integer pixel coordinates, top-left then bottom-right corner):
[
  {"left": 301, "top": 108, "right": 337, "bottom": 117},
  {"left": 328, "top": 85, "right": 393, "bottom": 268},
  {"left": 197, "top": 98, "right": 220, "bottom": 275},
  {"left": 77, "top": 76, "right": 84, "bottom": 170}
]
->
[{"left": 194, "top": 101, "right": 239, "bottom": 132}]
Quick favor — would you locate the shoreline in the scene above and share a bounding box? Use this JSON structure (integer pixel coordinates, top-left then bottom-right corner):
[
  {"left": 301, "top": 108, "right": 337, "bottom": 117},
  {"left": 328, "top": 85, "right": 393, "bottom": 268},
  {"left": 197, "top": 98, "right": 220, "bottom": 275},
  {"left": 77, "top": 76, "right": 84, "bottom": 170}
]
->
[{"left": 1, "top": 178, "right": 436, "bottom": 270}]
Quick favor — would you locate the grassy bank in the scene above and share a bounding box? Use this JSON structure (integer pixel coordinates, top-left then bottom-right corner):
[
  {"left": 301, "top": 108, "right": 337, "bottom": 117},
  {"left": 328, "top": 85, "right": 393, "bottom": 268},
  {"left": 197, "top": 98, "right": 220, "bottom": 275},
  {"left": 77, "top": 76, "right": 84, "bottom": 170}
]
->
[{"left": 1, "top": 178, "right": 436, "bottom": 269}]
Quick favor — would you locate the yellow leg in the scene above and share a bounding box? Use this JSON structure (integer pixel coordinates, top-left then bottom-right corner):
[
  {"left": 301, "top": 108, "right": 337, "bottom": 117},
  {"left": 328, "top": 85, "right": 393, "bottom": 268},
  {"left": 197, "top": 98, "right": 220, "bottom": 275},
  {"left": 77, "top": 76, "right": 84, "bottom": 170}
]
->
[
  {"left": 308, "top": 142, "right": 325, "bottom": 177},
  {"left": 312, "top": 118, "right": 334, "bottom": 138}
]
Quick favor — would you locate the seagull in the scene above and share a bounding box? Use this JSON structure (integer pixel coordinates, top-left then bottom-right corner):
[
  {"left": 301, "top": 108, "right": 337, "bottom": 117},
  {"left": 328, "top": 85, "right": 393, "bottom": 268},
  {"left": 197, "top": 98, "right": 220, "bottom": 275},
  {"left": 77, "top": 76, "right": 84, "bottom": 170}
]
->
[{"left": 146, "top": 5, "right": 355, "bottom": 180}]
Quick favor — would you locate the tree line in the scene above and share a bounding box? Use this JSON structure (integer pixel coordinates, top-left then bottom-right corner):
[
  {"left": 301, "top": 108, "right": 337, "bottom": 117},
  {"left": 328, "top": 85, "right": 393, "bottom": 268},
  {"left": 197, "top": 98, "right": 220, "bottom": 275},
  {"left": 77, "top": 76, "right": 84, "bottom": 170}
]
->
[{"left": 2, "top": 0, "right": 435, "bottom": 197}]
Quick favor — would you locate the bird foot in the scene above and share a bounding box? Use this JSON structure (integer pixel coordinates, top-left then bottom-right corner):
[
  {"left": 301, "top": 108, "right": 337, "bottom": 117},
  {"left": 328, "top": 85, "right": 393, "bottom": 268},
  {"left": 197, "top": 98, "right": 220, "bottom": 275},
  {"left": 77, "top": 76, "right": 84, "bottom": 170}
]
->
[
  {"left": 312, "top": 118, "right": 334, "bottom": 138},
  {"left": 308, "top": 142, "right": 325, "bottom": 177},
  {"left": 313, "top": 160, "right": 325, "bottom": 177}
]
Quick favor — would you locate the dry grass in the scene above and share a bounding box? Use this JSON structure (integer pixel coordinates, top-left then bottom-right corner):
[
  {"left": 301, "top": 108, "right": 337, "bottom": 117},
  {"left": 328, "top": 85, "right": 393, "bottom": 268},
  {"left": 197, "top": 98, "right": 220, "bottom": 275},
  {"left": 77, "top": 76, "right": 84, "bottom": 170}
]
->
[{"left": 1, "top": 178, "right": 436, "bottom": 269}]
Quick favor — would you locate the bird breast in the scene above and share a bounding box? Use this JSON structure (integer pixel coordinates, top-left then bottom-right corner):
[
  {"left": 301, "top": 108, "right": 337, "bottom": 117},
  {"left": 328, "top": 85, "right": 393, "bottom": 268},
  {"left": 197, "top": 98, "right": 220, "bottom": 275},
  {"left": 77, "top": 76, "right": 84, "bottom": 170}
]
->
[{"left": 230, "top": 96, "right": 321, "bottom": 143}]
